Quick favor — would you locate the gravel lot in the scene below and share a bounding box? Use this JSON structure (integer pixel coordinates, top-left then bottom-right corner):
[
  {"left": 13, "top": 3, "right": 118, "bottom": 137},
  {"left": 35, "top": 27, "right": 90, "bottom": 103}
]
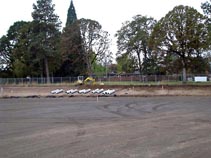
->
[{"left": 1, "top": 97, "right": 211, "bottom": 158}]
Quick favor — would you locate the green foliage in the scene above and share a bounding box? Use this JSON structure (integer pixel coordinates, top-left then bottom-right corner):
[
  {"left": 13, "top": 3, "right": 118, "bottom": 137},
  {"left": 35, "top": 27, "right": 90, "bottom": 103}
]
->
[
  {"left": 188, "top": 56, "right": 209, "bottom": 74},
  {"left": 60, "top": 2, "right": 111, "bottom": 77},
  {"left": 59, "top": 21, "right": 86, "bottom": 76},
  {"left": 13, "top": 59, "right": 27, "bottom": 77},
  {"left": 79, "top": 18, "right": 111, "bottom": 75},
  {"left": 116, "top": 53, "right": 137, "bottom": 73},
  {"left": 3, "top": 1, "right": 210, "bottom": 79},
  {"left": 150, "top": 5, "right": 209, "bottom": 81},
  {"left": 10, "top": 22, "right": 40, "bottom": 77},
  {"left": 32, "top": 0, "right": 61, "bottom": 28},
  {"left": 1, "top": 19, "right": 61, "bottom": 78},
  {"left": 58, "top": 1, "right": 87, "bottom": 77},
  {"left": 115, "top": 15, "right": 157, "bottom": 74},
  {"left": 0, "top": 21, "right": 34, "bottom": 77},
  {"left": 202, "top": 1, "right": 211, "bottom": 50},
  {"left": 66, "top": 0, "right": 77, "bottom": 27},
  {"left": 201, "top": 1, "right": 211, "bottom": 20},
  {"left": 0, "top": 35, "right": 11, "bottom": 71},
  {"left": 1, "top": 0, "right": 112, "bottom": 78},
  {"left": 92, "top": 61, "right": 106, "bottom": 76},
  {"left": 31, "top": 0, "right": 61, "bottom": 81}
]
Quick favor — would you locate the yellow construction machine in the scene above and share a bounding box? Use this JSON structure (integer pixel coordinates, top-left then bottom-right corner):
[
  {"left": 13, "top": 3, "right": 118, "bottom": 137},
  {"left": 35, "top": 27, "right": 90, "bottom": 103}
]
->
[
  {"left": 75, "top": 76, "right": 97, "bottom": 85},
  {"left": 84, "top": 77, "right": 96, "bottom": 85}
]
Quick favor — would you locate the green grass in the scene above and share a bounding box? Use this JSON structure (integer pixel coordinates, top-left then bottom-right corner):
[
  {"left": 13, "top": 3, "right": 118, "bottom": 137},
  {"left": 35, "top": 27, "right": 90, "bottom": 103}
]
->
[
  {"left": 102, "top": 81, "right": 211, "bottom": 86},
  {"left": 2, "top": 80, "right": 211, "bottom": 87}
]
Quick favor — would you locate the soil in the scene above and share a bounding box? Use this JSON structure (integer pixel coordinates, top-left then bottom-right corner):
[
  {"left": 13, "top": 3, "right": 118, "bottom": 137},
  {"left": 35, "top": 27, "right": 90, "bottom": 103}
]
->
[
  {"left": 1, "top": 84, "right": 211, "bottom": 98},
  {"left": 1, "top": 97, "right": 211, "bottom": 158}
]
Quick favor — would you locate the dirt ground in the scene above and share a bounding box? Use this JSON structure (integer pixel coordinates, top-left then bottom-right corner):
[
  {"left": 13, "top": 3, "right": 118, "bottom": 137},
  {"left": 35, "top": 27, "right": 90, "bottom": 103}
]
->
[
  {"left": 1, "top": 97, "right": 211, "bottom": 158},
  {"left": 1, "top": 85, "right": 211, "bottom": 98}
]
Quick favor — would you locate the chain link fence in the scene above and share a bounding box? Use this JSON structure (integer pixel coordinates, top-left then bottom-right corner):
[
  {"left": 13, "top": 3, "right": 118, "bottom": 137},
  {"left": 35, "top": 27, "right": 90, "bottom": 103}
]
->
[
  {"left": 0, "top": 74, "right": 211, "bottom": 85},
  {"left": 0, "top": 77, "right": 79, "bottom": 85}
]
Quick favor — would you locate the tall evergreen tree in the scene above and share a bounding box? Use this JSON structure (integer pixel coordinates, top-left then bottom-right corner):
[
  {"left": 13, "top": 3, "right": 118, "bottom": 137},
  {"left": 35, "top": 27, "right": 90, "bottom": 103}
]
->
[
  {"left": 66, "top": 0, "right": 77, "bottom": 27},
  {"left": 31, "top": 0, "right": 61, "bottom": 82},
  {"left": 59, "top": 0, "right": 86, "bottom": 76}
]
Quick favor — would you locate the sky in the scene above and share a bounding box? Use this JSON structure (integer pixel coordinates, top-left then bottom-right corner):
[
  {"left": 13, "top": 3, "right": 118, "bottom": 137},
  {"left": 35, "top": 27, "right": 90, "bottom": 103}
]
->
[{"left": 0, "top": 0, "right": 206, "bottom": 54}]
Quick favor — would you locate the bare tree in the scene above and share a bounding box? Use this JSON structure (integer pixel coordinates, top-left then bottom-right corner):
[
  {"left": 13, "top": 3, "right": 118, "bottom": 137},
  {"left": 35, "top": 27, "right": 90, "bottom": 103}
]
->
[{"left": 79, "top": 18, "right": 111, "bottom": 75}]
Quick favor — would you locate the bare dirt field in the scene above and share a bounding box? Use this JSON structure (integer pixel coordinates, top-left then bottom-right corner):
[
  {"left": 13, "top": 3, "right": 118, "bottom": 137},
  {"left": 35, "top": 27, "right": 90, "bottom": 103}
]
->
[
  {"left": 1, "top": 85, "right": 211, "bottom": 98},
  {"left": 1, "top": 96, "right": 211, "bottom": 158}
]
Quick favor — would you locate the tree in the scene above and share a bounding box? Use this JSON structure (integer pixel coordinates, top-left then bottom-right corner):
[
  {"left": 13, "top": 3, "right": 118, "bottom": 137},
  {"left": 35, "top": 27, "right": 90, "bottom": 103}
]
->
[
  {"left": 59, "top": 0, "right": 86, "bottom": 76},
  {"left": 66, "top": 0, "right": 77, "bottom": 27},
  {"left": 92, "top": 61, "right": 106, "bottom": 76},
  {"left": 189, "top": 56, "right": 209, "bottom": 74},
  {"left": 202, "top": 1, "right": 211, "bottom": 50},
  {"left": 0, "top": 21, "right": 33, "bottom": 77},
  {"left": 0, "top": 35, "right": 11, "bottom": 71},
  {"left": 59, "top": 22, "right": 86, "bottom": 76},
  {"left": 116, "top": 53, "right": 137, "bottom": 74},
  {"left": 115, "top": 15, "right": 157, "bottom": 74},
  {"left": 203, "top": 51, "right": 211, "bottom": 73},
  {"left": 31, "top": 0, "right": 61, "bottom": 82},
  {"left": 10, "top": 21, "right": 35, "bottom": 77},
  {"left": 79, "top": 18, "right": 111, "bottom": 76},
  {"left": 156, "top": 52, "right": 181, "bottom": 75},
  {"left": 202, "top": 1, "right": 211, "bottom": 21},
  {"left": 0, "top": 20, "right": 60, "bottom": 78},
  {"left": 150, "top": 5, "right": 209, "bottom": 82}
]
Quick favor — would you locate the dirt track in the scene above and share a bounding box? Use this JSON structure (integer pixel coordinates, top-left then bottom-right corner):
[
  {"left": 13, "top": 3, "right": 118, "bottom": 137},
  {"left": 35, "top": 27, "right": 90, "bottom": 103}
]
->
[{"left": 1, "top": 97, "right": 211, "bottom": 158}]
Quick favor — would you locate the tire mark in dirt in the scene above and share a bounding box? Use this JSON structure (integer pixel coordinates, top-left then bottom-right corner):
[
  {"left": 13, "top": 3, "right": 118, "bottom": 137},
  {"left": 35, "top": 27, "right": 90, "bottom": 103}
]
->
[
  {"left": 96, "top": 104, "right": 130, "bottom": 118},
  {"left": 152, "top": 103, "right": 168, "bottom": 111},
  {"left": 124, "top": 102, "right": 152, "bottom": 114},
  {"left": 97, "top": 101, "right": 152, "bottom": 118},
  {"left": 66, "top": 117, "right": 86, "bottom": 137}
]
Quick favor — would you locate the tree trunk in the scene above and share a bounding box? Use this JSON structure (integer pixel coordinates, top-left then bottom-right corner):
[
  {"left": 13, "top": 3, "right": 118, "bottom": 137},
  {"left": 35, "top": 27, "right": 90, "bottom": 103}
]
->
[
  {"left": 86, "top": 51, "right": 92, "bottom": 76},
  {"left": 182, "top": 59, "right": 187, "bottom": 83},
  {"left": 87, "top": 61, "right": 92, "bottom": 76},
  {"left": 137, "top": 53, "right": 142, "bottom": 75},
  {"left": 182, "top": 67, "right": 187, "bottom": 83},
  {"left": 44, "top": 58, "right": 50, "bottom": 83}
]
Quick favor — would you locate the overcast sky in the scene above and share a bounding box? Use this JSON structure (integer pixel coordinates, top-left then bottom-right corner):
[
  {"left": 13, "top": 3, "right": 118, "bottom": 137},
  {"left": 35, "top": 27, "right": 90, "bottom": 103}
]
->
[{"left": 0, "top": 0, "right": 205, "bottom": 53}]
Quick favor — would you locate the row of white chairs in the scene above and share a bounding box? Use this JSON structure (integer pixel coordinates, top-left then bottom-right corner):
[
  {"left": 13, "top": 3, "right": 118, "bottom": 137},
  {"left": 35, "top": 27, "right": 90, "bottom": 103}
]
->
[{"left": 51, "top": 88, "right": 116, "bottom": 95}]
